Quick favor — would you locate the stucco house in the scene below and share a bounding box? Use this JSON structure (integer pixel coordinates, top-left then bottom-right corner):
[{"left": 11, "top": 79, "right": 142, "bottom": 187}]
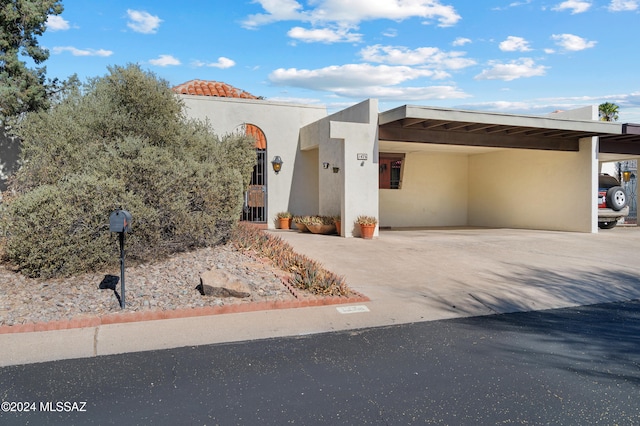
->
[
  {"left": 2, "top": 80, "right": 638, "bottom": 235},
  {"left": 173, "top": 80, "right": 640, "bottom": 237}
]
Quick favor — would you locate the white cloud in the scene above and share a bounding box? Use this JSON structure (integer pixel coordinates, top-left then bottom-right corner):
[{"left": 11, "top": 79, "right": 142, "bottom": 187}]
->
[
  {"left": 149, "top": 55, "right": 181, "bottom": 66},
  {"left": 608, "top": 0, "right": 639, "bottom": 11},
  {"left": 243, "top": 0, "right": 461, "bottom": 29},
  {"left": 127, "top": 9, "right": 162, "bottom": 34},
  {"left": 242, "top": 0, "right": 305, "bottom": 28},
  {"left": 492, "top": 0, "right": 533, "bottom": 11},
  {"left": 193, "top": 57, "right": 236, "bottom": 69},
  {"left": 359, "top": 44, "right": 476, "bottom": 71},
  {"left": 499, "top": 36, "right": 532, "bottom": 52},
  {"left": 288, "top": 26, "right": 362, "bottom": 43},
  {"left": 52, "top": 46, "right": 113, "bottom": 57},
  {"left": 456, "top": 100, "right": 534, "bottom": 112},
  {"left": 551, "top": 33, "right": 596, "bottom": 51},
  {"left": 475, "top": 58, "right": 548, "bottom": 81},
  {"left": 270, "top": 64, "right": 436, "bottom": 90},
  {"left": 382, "top": 28, "right": 398, "bottom": 38},
  {"left": 47, "top": 15, "right": 70, "bottom": 31},
  {"left": 452, "top": 37, "right": 472, "bottom": 46},
  {"left": 336, "top": 85, "right": 470, "bottom": 100},
  {"left": 551, "top": 1, "right": 592, "bottom": 14},
  {"left": 456, "top": 92, "right": 640, "bottom": 122},
  {"left": 268, "top": 62, "right": 471, "bottom": 101}
]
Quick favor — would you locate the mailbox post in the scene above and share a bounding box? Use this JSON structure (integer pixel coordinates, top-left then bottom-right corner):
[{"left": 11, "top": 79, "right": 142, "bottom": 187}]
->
[{"left": 109, "top": 209, "right": 132, "bottom": 309}]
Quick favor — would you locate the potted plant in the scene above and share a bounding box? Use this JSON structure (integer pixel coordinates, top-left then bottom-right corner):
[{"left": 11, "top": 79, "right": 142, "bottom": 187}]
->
[
  {"left": 305, "top": 215, "right": 336, "bottom": 234},
  {"left": 332, "top": 215, "right": 341, "bottom": 235},
  {"left": 276, "top": 211, "right": 292, "bottom": 230},
  {"left": 292, "top": 215, "right": 308, "bottom": 232},
  {"left": 356, "top": 215, "right": 377, "bottom": 239}
]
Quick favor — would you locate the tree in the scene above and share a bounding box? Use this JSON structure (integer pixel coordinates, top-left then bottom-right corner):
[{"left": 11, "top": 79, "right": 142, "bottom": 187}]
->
[
  {"left": 2, "top": 64, "right": 256, "bottom": 278},
  {"left": 599, "top": 102, "right": 620, "bottom": 122},
  {"left": 0, "top": 0, "right": 64, "bottom": 123}
]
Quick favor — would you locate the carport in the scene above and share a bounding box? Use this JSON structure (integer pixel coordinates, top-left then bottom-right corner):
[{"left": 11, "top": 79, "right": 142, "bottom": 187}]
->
[{"left": 377, "top": 105, "right": 638, "bottom": 233}]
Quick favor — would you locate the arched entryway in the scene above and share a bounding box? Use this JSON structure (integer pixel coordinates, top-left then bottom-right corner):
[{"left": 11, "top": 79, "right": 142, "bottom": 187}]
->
[{"left": 241, "top": 123, "right": 267, "bottom": 223}]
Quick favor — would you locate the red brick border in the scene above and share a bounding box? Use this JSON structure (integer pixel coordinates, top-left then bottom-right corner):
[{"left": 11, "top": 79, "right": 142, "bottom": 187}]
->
[{"left": 0, "top": 292, "right": 370, "bottom": 335}]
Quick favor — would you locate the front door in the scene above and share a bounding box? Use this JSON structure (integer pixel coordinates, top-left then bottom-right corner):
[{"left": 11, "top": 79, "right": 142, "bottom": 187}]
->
[{"left": 242, "top": 124, "right": 267, "bottom": 223}]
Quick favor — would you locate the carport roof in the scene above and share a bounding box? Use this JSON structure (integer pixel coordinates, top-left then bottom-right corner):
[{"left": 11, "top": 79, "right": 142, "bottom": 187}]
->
[
  {"left": 599, "top": 123, "right": 640, "bottom": 156},
  {"left": 379, "top": 105, "right": 640, "bottom": 153}
]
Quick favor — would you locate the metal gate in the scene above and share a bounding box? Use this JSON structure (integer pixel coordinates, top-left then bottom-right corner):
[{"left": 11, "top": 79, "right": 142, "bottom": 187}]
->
[
  {"left": 242, "top": 149, "right": 267, "bottom": 222},
  {"left": 618, "top": 160, "right": 637, "bottom": 224}
]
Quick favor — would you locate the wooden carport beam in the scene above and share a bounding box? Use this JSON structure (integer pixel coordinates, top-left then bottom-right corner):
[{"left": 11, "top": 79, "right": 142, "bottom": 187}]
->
[
  {"left": 463, "top": 123, "right": 497, "bottom": 132},
  {"left": 378, "top": 124, "right": 580, "bottom": 151},
  {"left": 401, "top": 118, "right": 425, "bottom": 127}
]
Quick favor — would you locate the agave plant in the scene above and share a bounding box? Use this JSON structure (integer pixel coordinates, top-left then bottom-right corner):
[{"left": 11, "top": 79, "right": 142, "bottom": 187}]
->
[
  {"left": 231, "top": 222, "right": 349, "bottom": 296},
  {"left": 356, "top": 215, "right": 377, "bottom": 225}
]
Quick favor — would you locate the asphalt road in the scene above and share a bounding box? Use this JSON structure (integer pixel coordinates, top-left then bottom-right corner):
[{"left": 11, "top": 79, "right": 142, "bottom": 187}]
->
[{"left": 1, "top": 300, "right": 639, "bottom": 425}]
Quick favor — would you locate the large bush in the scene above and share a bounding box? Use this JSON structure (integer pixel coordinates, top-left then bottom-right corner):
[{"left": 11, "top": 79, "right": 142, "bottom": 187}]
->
[{"left": 2, "top": 64, "right": 256, "bottom": 278}]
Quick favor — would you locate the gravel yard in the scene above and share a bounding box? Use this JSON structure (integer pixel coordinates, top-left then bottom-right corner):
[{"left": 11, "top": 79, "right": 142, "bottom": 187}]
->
[{"left": 0, "top": 244, "right": 297, "bottom": 327}]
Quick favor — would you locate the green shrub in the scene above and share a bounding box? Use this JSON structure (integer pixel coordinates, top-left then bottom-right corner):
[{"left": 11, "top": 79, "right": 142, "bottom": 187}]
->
[{"left": 3, "top": 64, "right": 256, "bottom": 278}]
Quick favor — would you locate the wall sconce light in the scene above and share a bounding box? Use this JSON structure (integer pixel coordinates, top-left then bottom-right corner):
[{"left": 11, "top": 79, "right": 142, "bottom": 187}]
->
[
  {"left": 332, "top": 166, "right": 340, "bottom": 173},
  {"left": 271, "top": 156, "right": 283, "bottom": 174},
  {"left": 623, "top": 170, "right": 632, "bottom": 182},
  {"left": 323, "top": 162, "right": 330, "bottom": 169}
]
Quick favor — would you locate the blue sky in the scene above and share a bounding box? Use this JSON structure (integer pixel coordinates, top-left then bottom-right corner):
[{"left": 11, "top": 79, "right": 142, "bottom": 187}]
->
[{"left": 41, "top": 0, "right": 640, "bottom": 121}]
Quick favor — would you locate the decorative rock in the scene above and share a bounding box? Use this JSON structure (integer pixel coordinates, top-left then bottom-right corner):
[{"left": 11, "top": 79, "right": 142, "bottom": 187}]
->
[{"left": 200, "top": 267, "right": 252, "bottom": 295}]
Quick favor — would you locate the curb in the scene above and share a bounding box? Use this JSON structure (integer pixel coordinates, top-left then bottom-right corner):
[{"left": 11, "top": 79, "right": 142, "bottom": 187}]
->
[{"left": 0, "top": 292, "right": 370, "bottom": 335}]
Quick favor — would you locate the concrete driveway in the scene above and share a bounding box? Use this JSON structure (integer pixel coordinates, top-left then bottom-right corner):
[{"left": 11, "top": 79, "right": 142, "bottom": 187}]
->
[
  {"left": 4, "top": 226, "right": 640, "bottom": 367},
  {"left": 275, "top": 226, "right": 640, "bottom": 323}
]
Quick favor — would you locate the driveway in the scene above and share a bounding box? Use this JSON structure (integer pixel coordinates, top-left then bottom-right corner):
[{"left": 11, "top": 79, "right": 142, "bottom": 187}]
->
[
  {"left": 275, "top": 226, "right": 640, "bottom": 324},
  {"left": 4, "top": 226, "right": 640, "bottom": 367}
]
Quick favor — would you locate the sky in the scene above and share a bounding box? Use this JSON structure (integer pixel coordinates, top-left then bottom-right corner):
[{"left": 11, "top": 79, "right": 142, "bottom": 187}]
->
[{"left": 40, "top": 0, "right": 640, "bottom": 122}]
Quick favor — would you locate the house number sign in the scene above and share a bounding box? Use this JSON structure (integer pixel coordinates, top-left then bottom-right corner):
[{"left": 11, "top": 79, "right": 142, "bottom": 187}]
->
[{"left": 357, "top": 153, "right": 368, "bottom": 160}]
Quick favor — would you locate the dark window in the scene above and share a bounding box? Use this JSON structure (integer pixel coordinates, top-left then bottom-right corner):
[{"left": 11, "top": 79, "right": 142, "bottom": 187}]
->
[{"left": 379, "top": 153, "right": 404, "bottom": 189}]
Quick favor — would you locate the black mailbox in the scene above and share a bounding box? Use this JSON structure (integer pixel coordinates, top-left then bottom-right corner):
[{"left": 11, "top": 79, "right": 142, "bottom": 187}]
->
[
  {"left": 109, "top": 209, "right": 132, "bottom": 309},
  {"left": 109, "top": 210, "right": 132, "bottom": 233}
]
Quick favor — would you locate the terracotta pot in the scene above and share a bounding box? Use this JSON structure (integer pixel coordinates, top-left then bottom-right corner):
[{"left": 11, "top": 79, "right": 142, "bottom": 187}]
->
[
  {"left": 295, "top": 222, "right": 309, "bottom": 232},
  {"left": 359, "top": 223, "right": 375, "bottom": 239},
  {"left": 335, "top": 221, "right": 341, "bottom": 235},
  {"left": 306, "top": 224, "right": 336, "bottom": 234},
  {"left": 278, "top": 217, "right": 291, "bottom": 230}
]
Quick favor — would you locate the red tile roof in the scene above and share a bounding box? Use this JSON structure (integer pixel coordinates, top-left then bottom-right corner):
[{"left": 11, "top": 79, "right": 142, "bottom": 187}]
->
[
  {"left": 172, "top": 80, "right": 259, "bottom": 99},
  {"left": 245, "top": 124, "right": 266, "bottom": 149}
]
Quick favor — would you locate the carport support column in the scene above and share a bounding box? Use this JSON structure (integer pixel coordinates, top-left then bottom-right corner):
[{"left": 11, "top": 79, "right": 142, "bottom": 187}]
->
[
  {"left": 582, "top": 136, "right": 599, "bottom": 233},
  {"left": 329, "top": 121, "right": 379, "bottom": 237}
]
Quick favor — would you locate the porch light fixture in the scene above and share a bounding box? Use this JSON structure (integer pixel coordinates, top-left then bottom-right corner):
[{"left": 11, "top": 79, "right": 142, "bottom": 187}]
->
[
  {"left": 332, "top": 166, "right": 340, "bottom": 173},
  {"left": 623, "top": 170, "right": 632, "bottom": 182},
  {"left": 323, "top": 162, "right": 330, "bottom": 169},
  {"left": 271, "top": 156, "right": 283, "bottom": 174}
]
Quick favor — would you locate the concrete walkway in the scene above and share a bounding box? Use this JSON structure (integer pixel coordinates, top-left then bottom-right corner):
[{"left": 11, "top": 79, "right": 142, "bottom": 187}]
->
[{"left": 2, "top": 227, "right": 640, "bottom": 367}]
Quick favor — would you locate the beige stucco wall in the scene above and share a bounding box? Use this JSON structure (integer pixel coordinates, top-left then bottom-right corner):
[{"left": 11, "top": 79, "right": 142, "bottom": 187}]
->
[
  {"left": 380, "top": 137, "right": 597, "bottom": 232},
  {"left": 468, "top": 137, "right": 598, "bottom": 232},
  {"left": 181, "top": 96, "right": 602, "bottom": 233},
  {"left": 301, "top": 99, "right": 379, "bottom": 237},
  {"left": 379, "top": 152, "right": 469, "bottom": 227},
  {"left": 180, "top": 95, "right": 327, "bottom": 228}
]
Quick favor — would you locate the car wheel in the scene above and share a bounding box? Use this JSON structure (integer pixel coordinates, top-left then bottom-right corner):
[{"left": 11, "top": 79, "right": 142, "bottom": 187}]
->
[
  {"left": 606, "top": 186, "right": 627, "bottom": 211},
  {"left": 598, "top": 221, "right": 618, "bottom": 229}
]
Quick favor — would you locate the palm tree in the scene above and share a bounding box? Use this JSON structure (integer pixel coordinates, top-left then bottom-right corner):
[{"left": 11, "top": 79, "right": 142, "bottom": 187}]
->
[{"left": 599, "top": 102, "right": 620, "bottom": 121}]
